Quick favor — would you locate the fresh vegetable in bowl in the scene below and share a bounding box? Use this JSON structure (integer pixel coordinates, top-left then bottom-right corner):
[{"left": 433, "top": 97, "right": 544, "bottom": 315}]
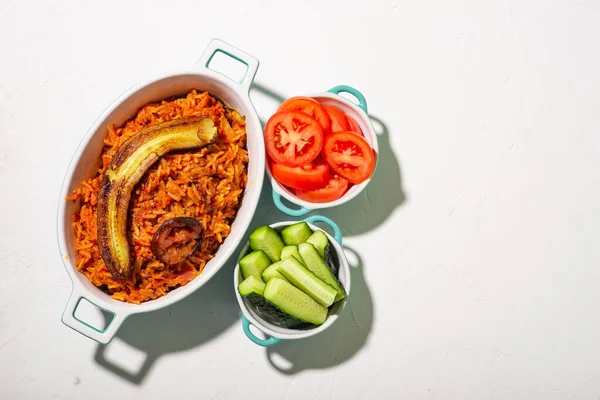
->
[
  {"left": 324, "top": 105, "right": 350, "bottom": 133},
  {"left": 237, "top": 222, "right": 346, "bottom": 328},
  {"left": 322, "top": 131, "right": 376, "bottom": 184},
  {"left": 264, "top": 96, "right": 376, "bottom": 203},
  {"left": 346, "top": 115, "right": 363, "bottom": 136},
  {"left": 277, "top": 97, "right": 331, "bottom": 135},
  {"left": 294, "top": 175, "right": 349, "bottom": 203},
  {"left": 264, "top": 109, "right": 324, "bottom": 167},
  {"left": 269, "top": 157, "right": 331, "bottom": 191}
]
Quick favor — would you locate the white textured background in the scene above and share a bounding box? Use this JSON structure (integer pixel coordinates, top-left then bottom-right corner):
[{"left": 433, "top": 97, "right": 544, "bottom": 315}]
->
[{"left": 2, "top": 0, "right": 600, "bottom": 399}]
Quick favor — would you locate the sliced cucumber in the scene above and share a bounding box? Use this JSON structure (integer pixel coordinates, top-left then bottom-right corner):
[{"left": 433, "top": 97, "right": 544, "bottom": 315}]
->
[
  {"left": 277, "top": 256, "right": 336, "bottom": 307},
  {"left": 298, "top": 243, "right": 346, "bottom": 302},
  {"left": 249, "top": 225, "right": 284, "bottom": 262},
  {"left": 239, "top": 275, "right": 304, "bottom": 328},
  {"left": 306, "top": 230, "right": 329, "bottom": 259},
  {"left": 251, "top": 296, "right": 306, "bottom": 328},
  {"left": 238, "top": 276, "right": 267, "bottom": 309},
  {"left": 261, "top": 261, "right": 289, "bottom": 283},
  {"left": 306, "top": 231, "right": 338, "bottom": 276},
  {"left": 239, "top": 250, "right": 271, "bottom": 281},
  {"left": 238, "top": 275, "right": 265, "bottom": 296},
  {"left": 281, "top": 245, "right": 303, "bottom": 264},
  {"left": 264, "top": 278, "right": 328, "bottom": 325},
  {"left": 281, "top": 222, "right": 313, "bottom": 245}
]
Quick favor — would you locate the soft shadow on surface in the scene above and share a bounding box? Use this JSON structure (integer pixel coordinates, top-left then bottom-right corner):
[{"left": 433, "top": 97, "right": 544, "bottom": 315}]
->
[
  {"left": 265, "top": 246, "right": 373, "bottom": 374},
  {"left": 94, "top": 264, "right": 239, "bottom": 385},
  {"left": 94, "top": 180, "right": 288, "bottom": 385},
  {"left": 251, "top": 82, "right": 287, "bottom": 104},
  {"left": 320, "top": 116, "right": 405, "bottom": 236},
  {"left": 249, "top": 82, "right": 287, "bottom": 130}
]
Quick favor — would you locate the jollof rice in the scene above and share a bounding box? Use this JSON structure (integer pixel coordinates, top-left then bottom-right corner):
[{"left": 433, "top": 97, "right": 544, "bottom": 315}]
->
[{"left": 67, "top": 90, "right": 248, "bottom": 304}]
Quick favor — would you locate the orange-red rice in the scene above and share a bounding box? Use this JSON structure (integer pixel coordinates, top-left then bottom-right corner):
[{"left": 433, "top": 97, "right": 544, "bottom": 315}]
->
[{"left": 67, "top": 90, "right": 248, "bottom": 304}]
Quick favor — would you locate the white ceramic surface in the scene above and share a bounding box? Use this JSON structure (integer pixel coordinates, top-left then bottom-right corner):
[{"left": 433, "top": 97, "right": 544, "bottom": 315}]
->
[
  {"left": 57, "top": 39, "right": 264, "bottom": 344},
  {"left": 268, "top": 91, "right": 379, "bottom": 211},
  {"left": 234, "top": 221, "right": 351, "bottom": 341}
]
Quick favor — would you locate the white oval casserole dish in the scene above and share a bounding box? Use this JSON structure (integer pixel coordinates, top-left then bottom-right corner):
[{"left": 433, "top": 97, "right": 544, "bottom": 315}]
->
[{"left": 56, "top": 39, "right": 264, "bottom": 344}]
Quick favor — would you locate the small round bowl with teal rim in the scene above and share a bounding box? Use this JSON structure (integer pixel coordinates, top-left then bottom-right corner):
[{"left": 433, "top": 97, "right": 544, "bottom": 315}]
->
[
  {"left": 233, "top": 215, "right": 351, "bottom": 346},
  {"left": 268, "top": 85, "right": 379, "bottom": 217}
]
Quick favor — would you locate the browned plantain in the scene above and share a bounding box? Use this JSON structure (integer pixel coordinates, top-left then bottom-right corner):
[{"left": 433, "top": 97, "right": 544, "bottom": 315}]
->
[
  {"left": 97, "top": 116, "right": 218, "bottom": 281},
  {"left": 151, "top": 217, "right": 204, "bottom": 266}
]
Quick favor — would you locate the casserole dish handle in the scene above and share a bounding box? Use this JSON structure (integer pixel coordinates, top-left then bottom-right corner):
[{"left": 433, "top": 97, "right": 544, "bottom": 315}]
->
[
  {"left": 61, "top": 288, "right": 130, "bottom": 345},
  {"left": 272, "top": 190, "right": 311, "bottom": 217},
  {"left": 242, "top": 315, "right": 281, "bottom": 347},
  {"left": 328, "top": 85, "right": 368, "bottom": 114},
  {"left": 197, "top": 38, "right": 259, "bottom": 92},
  {"left": 304, "top": 215, "right": 343, "bottom": 245}
]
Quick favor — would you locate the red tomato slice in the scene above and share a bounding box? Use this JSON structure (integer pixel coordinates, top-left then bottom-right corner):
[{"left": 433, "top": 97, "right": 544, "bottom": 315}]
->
[
  {"left": 346, "top": 115, "right": 363, "bottom": 136},
  {"left": 270, "top": 158, "right": 331, "bottom": 191},
  {"left": 278, "top": 97, "right": 331, "bottom": 135},
  {"left": 264, "top": 110, "right": 324, "bottom": 167},
  {"left": 322, "top": 131, "right": 375, "bottom": 184},
  {"left": 324, "top": 106, "right": 350, "bottom": 133},
  {"left": 294, "top": 175, "right": 349, "bottom": 203}
]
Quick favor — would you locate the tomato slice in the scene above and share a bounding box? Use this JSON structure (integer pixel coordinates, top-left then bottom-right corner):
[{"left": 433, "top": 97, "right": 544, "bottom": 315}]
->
[
  {"left": 264, "top": 110, "right": 324, "bottom": 167},
  {"left": 294, "top": 175, "right": 349, "bottom": 203},
  {"left": 346, "top": 115, "right": 363, "bottom": 136},
  {"left": 270, "top": 158, "right": 331, "bottom": 191},
  {"left": 324, "top": 106, "right": 350, "bottom": 133},
  {"left": 322, "top": 131, "right": 375, "bottom": 184},
  {"left": 278, "top": 97, "right": 331, "bottom": 135}
]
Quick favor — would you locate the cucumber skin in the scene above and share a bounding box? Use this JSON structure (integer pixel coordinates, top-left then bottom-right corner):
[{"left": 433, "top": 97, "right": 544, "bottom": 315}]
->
[
  {"left": 323, "top": 247, "right": 338, "bottom": 278},
  {"left": 243, "top": 293, "right": 307, "bottom": 329}
]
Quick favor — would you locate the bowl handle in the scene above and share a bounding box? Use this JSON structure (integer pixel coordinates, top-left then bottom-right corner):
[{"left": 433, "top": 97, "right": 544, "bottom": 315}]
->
[
  {"left": 242, "top": 315, "right": 281, "bottom": 347},
  {"left": 61, "top": 287, "right": 130, "bottom": 344},
  {"left": 303, "top": 215, "right": 343, "bottom": 245},
  {"left": 328, "top": 85, "right": 368, "bottom": 114},
  {"left": 272, "top": 190, "right": 311, "bottom": 217},
  {"left": 196, "top": 38, "right": 259, "bottom": 92}
]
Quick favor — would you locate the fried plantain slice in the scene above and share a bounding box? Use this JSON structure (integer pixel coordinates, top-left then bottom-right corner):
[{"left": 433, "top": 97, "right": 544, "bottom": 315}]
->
[{"left": 97, "top": 116, "right": 218, "bottom": 281}]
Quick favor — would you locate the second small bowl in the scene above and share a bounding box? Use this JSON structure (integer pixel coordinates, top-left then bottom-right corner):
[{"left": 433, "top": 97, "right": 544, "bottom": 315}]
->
[
  {"left": 269, "top": 85, "right": 379, "bottom": 217},
  {"left": 234, "top": 215, "right": 351, "bottom": 347}
]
